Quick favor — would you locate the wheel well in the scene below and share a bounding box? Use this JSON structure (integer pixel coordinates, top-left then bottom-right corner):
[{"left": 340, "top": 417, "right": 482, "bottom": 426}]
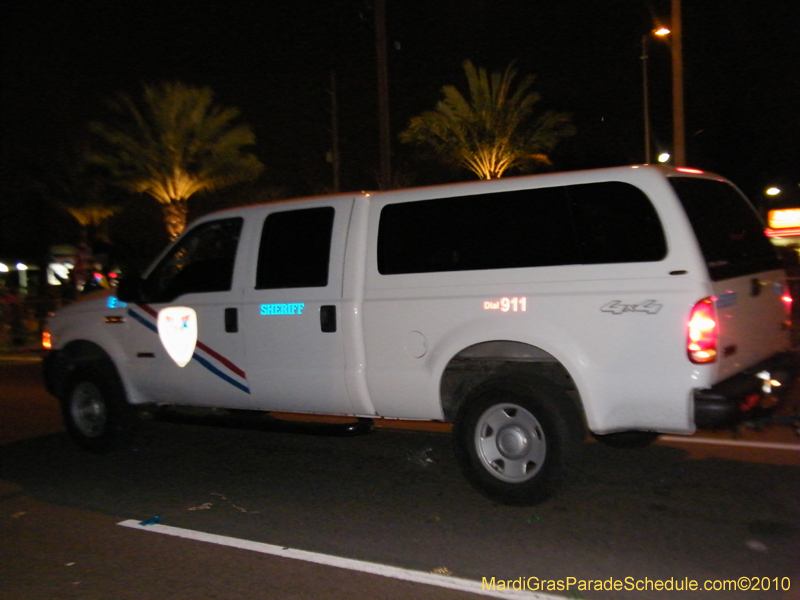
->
[
  {"left": 440, "top": 341, "right": 585, "bottom": 427},
  {"left": 44, "top": 340, "right": 117, "bottom": 399}
]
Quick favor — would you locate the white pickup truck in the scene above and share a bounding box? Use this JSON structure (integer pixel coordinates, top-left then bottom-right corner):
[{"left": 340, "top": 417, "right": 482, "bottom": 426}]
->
[{"left": 43, "top": 165, "right": 797, "bottom": 505}]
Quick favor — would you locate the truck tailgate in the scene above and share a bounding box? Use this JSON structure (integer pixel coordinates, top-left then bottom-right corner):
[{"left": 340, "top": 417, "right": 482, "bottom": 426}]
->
[{"left": 713, "top": 270, "right": 791, "bottom": 381}]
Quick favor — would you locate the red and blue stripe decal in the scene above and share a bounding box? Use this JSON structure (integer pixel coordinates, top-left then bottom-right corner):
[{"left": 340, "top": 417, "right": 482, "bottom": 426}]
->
[{"left": 128, "top": 304, "right": 250, "bottom": 394}]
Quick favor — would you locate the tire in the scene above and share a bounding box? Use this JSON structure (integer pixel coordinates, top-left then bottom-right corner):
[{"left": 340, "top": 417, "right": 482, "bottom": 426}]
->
[
  {"left": 593, "top": 431, "right": 660, "bottom": 449},
  {"left": 453, "top": 377, "right": 584, "bottom": 506},
  {"left": 61, "top": 362, "right": 135, "bottom": 453}
]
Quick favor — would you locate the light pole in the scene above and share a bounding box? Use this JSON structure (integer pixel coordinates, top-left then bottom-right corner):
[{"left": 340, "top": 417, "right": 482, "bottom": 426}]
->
[
  {"left": 641, "top": 28, "right": 670, "bottom": 164},
  {"left": 641, "top": 34, "right": 651, "bottom": 164}
]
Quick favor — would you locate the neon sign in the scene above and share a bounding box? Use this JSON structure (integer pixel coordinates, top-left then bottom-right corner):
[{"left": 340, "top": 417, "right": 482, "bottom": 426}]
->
[
  {"left": 483, "top": 297, "right": 527, "bottom": 312},
  {"left": 260, "top": 303, "right": 306, "bottom": 316},
  {"left": 157, "top": 306, "right": 198, "bottom": 367},
  {"left": 768, "top": 208, "right": 800, "bottom": 230}
]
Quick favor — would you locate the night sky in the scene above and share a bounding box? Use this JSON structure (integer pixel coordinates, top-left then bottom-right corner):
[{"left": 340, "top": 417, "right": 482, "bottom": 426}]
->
[{"left": 2, "top": 0, "right": 799, "bottom": 260}]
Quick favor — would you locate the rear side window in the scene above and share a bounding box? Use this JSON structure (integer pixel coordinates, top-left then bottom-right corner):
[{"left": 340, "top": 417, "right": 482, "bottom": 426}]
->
[
  {"left": 378, "top": 182, "right": 666, "bottom": 275},
  {"left": 567, "top": 181, "right": 667, "bottom": 264},
  {"left": 378, "top": 187, "right": 576, "bottom": 274},
  {"left": 256, "top": 207, "right": 334, "bottom": 289},
  {"left": 669, "top": 178, "right": 780, "bottom": 281}
]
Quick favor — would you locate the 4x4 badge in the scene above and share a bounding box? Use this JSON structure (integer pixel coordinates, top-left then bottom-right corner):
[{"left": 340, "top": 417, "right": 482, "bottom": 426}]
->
[{"left": 601, "top": 300, "right": 662, "bottom": 315}]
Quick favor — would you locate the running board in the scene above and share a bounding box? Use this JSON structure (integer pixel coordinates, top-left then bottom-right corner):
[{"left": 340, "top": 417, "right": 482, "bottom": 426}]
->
[{"left": 147, "top": 407, "right": 374, "bottom": 437}]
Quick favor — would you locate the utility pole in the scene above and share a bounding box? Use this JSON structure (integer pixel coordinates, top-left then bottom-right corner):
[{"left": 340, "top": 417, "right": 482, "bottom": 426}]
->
[
  {"left": 641, "top": 35, "right": 652, "bottom": 164},
  {"left": 671, "top": 0, "right": 686, "bottom": 166},
  {"left": 375, "top": 0, "right": 391, "bottom": 190},
  {"left": 329, "top": 71, "right": 340, "bottom": 193}
]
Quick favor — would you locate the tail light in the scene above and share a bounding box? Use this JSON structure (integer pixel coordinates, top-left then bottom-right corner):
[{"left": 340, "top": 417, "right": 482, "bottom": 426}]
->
[
  {"left": 42, "top": 331, "right": 52, "bottom": 350},
  {"left": 782, "top": 283, "right": 793, "bottom": 314},
  {"left": 782, "top": 283, "right": 793, "bottom": 330},
  {"left": 687, "top": 297, "right": 717, "bottom": 364}
]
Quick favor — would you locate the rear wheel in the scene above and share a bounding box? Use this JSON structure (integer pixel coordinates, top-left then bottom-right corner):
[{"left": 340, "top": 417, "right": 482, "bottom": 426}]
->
[
  {"left": 62, "top": 362, "right": 134, "bottom": 452},
  {"left": 453, "top": 377, "right": 584, "bottom": 505}
]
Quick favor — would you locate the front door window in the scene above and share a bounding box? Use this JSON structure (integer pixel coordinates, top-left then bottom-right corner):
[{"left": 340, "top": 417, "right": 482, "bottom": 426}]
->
[{"left": 144, "top": 218, "right": 243, "bottom": 303}]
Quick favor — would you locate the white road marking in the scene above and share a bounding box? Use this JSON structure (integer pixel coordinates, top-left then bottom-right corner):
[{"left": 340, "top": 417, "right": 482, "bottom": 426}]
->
[
  {"left": 660, "top": 435, "right": 800, "bottom": 451},
  {"left": 116, "top": 434, "right": 797, "bottom": 596},
  {"left": 118, "top": 520, "right": 566, "bottom": 599}
]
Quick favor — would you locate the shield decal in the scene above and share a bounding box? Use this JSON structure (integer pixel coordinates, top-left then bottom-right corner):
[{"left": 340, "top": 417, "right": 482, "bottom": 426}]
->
[{"left": 157, "top": 306, "right": 198, "bottom": 367}]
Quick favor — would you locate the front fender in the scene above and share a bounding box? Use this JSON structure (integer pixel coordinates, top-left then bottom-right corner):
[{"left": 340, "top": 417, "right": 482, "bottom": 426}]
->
[{"left": 44, "top": 298, "right": 145, "bottom": 405}]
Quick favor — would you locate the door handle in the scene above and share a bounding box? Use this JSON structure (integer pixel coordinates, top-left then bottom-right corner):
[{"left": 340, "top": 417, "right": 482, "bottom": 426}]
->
[
  {"left": 224, "top": 307, "right": 238, "bottom": 332},
  {"left": 320, "top": 305, "right": 337, "bottom": 333}
]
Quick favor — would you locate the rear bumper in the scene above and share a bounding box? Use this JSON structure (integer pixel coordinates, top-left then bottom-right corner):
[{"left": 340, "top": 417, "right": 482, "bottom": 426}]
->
[{"left": 693, "top": 351, "right": 799, "bottom": 429}]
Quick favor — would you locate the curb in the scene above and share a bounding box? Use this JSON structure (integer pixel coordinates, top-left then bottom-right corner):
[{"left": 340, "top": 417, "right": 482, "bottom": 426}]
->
[{"left": 0, "top": 347, "right": 45, "bottom": 361}]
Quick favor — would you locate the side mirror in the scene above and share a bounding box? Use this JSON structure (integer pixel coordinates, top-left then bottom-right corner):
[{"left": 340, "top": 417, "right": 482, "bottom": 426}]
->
[{"left": 116, "top": 277, "right": 144, "bottom": 303}]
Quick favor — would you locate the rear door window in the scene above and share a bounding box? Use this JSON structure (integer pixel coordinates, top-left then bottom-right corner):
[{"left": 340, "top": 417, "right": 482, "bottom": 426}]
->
[{"left": 669, "top": 177, "right": 780, "bottom": 281}]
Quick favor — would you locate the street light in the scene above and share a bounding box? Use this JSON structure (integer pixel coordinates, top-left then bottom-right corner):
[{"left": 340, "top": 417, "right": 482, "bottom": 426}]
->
[{"left": 641, "top": 27, "right": 670, "bottom": 163}]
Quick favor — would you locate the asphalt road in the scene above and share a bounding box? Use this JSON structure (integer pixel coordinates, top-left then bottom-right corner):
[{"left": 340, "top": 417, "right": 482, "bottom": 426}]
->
[{"left": 1, "top": 359, "right": 799, "bottom": 600}]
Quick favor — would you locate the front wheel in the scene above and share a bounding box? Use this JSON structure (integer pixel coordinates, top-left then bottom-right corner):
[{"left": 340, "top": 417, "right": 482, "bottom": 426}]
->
[
  {"left": 62, "top": 362, "right": 134, "bottom": 453},
  {"left": 453, "top": 378, "right": 584, "bottom": 506}
]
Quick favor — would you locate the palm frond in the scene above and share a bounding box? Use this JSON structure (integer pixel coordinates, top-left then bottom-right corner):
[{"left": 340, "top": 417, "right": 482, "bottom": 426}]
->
[
  {"left": 400, "top": 61, "right": 574, "bottom": 179},
  {"left": 86, "top": 81, "right": 264, "bottom": 238}
]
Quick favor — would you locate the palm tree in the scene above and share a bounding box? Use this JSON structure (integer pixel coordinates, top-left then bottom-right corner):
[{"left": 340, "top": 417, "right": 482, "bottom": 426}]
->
[
  {"left": 400, "top": 61, "right": 575, "bottom": 179},
  {"left": 40, "top": 157, "right": 123, "bottom": 240},
  {"left": 87, "top": 82, "right": 264, "bottom": 240}
]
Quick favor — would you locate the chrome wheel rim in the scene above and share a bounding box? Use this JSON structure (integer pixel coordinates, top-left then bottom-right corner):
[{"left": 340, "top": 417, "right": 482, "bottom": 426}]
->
[
  {"left": 475, "top": 403, "right": 546, "bottom": 483},
  {"left": 70, "top": 381, "right": 107, "bottom": 438}
]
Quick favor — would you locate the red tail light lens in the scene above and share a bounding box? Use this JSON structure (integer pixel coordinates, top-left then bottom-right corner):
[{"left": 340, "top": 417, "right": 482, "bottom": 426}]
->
[
  {"left": 688, "top": 297, "right": 717, "bottom": 364},
  {"left": 782, "top": 284, "right": 793, "bottom": 314},
  {"left": 782, "top": 283, "right": 793, "bottom": 329}
]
